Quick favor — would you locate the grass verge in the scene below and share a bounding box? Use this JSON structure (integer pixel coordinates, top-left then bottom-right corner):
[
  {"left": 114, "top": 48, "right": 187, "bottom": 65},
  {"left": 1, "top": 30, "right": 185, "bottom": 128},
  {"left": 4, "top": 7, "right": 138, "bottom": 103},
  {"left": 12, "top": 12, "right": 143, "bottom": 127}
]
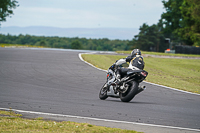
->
[
  {"left": 0, "top": 110, "right": 140, "bottom": 133},
  {"left": 117, "top": 51, "right": 200, "bottom": 57},
  {"left": 0, "top": 43, "right": 46, "bottom": 48},
  {"left": 82, "top": 54, "right": 200, "bottom": 94}
]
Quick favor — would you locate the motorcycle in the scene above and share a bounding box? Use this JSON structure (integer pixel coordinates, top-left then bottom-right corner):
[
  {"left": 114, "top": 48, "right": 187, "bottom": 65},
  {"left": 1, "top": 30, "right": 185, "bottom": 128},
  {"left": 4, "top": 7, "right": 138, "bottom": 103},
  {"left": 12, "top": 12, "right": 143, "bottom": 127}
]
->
[{"left": 99, "top": 60, "right": 148, "bottom": 102}]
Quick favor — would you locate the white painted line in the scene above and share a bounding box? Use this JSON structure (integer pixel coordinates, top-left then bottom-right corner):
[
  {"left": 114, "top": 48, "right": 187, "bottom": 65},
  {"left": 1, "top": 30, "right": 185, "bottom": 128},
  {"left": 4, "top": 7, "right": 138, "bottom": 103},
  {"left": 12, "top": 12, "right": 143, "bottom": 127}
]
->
[
  {"left": 0, "top": 107, "right": 199, "bottom": 132},
  {"left": 79, "top": 53, "right": 200, "bottom": 96},
  {"left": 143, "top": 81, "right": 200, "bottom": 96},
  {"left": 78, "top": 53, "right": 107, "bottom": 72}
]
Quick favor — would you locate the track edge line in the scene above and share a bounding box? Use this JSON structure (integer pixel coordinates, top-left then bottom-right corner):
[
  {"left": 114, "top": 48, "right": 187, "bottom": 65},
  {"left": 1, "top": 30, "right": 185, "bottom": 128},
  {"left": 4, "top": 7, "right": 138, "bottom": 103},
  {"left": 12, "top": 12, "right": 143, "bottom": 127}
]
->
[{"left": 0, "top": 107, "right": 200, "bottom": 132}]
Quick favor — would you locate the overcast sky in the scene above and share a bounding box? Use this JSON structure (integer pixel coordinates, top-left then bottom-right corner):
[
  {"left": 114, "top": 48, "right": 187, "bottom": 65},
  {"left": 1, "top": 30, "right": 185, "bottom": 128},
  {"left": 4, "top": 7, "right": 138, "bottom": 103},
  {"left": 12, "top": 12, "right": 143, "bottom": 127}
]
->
[{"left": 2, "top": 0, "right": 165, "bottom": 29}]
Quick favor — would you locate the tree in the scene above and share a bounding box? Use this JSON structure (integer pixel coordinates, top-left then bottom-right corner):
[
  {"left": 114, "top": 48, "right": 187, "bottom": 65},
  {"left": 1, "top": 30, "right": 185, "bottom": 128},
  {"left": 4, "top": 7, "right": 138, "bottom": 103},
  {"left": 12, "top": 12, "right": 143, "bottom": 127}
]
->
[
  {"left": 87, "top": 39, "right": 96, "bottom": 50},
  {"left": 71, "top": 40, "right": 83, "bottom": 49},
  {"left": 160, "top": 0, "right": 199, "bottom": 46},
  {"left": 134, "top": 23, "right": 153, "bottom": 51},
  {"left": 39, "top": 40, "right": 46, "bottom": 46},
  {"left": 177, "top": 0, "right": 200, "bottom": 46},
  {"left": 128, "top": 23, "right": 166, "bottom": 52},
  {"left": 161, "top": 0, "right": 184, "bottom": 38},
  {"left": 0, "top": 0, "right": 19, "bottom": 27}
]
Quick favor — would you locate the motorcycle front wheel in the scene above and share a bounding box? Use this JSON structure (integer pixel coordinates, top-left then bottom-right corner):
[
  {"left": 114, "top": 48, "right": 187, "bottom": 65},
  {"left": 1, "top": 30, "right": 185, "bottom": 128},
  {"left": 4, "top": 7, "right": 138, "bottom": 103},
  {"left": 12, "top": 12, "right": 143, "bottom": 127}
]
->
[
  {"left": 120, "top": 81, "right": 138, "bottom": 102},
  {"left": 99, "top": 83, "right": 108, "bottom": 100}
]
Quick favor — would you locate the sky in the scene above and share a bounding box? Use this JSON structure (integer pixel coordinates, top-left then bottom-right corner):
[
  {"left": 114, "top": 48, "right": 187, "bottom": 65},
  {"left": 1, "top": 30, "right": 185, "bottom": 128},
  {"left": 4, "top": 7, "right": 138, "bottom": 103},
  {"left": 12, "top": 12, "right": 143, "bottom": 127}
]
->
[{"left": 1, "top": 0, "right": 165, "bottom": 29}]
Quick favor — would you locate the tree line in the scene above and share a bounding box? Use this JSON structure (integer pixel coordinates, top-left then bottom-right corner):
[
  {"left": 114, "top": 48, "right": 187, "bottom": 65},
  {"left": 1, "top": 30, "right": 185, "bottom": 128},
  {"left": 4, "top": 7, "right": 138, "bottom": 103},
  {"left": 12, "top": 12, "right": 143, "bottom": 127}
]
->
[
  {"left": 128, "top": 0, "right": 200, "bottom": 52},
  {"left": 0, "top": 34, "right": 129, "bottom": 51}
]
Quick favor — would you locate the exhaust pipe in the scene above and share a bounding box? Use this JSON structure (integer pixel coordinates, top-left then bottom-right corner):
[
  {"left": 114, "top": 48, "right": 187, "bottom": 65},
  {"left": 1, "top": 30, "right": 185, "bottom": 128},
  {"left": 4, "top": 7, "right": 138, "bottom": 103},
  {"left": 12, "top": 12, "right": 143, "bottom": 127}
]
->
[{"left": 136, "top": 86, "right": 146, "bottom": 95}]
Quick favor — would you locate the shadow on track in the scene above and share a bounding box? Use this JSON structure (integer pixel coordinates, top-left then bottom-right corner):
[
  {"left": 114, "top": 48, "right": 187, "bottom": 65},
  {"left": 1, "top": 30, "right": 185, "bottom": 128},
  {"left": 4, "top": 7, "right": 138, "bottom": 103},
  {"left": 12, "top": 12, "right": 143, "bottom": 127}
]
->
[{"left": 104, "top": 99, "right": 156, "bottom": 105}]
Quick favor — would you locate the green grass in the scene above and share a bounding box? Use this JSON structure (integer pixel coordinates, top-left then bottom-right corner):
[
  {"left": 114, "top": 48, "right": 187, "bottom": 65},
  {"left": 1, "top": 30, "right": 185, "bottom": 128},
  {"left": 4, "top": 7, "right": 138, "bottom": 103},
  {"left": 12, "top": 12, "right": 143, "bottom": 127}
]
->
[
  {"left": 117, "top": 50, "right": 200, "bottom": 57},
  {"left": 0, "top": 43, "right": 46, "bottom": 48},
  {"left": 82, "top": 54, "right": 200, "bottom": 94},
  {"left": 0, "top": 110, "right": 140, "bottom": 133},
  {"left": 0, "top": 110, "right": 22, "bottom": 117}
]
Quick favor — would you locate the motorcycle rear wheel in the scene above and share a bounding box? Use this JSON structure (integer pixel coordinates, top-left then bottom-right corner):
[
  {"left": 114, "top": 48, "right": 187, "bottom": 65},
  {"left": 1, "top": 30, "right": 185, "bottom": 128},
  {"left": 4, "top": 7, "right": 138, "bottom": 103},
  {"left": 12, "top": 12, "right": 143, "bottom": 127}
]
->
[
  {"left": 99, "top": 83, "right": 108, "bottom": 100},
  {"left": 120, "top": 81, "right": 138, "bottom": 102}
]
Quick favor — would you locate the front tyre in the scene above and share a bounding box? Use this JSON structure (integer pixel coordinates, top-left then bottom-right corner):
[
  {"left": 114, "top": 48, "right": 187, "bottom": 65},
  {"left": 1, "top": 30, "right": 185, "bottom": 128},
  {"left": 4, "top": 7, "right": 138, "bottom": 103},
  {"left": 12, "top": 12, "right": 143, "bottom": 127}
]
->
[
  {"left": 99, "top": 83, "right": 108, "bottom": 100},
  {"left": 120, "top": 81, "right": 138, "bottom": 102}
]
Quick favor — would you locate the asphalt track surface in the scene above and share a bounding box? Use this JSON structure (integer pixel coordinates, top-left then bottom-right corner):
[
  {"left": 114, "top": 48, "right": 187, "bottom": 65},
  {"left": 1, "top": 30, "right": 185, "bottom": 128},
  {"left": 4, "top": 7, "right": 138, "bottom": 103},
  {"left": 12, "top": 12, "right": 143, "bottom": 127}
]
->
[{"left": 0, "top": 48, "right": 200, "bottom": 132}]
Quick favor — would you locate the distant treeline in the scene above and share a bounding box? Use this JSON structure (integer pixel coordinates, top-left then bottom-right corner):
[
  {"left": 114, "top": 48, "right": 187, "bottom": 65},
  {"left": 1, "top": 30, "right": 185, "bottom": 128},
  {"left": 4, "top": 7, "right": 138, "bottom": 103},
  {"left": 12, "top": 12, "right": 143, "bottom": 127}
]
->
[{"left": 0, "top": 34, "right": 130, "bottom": 51}]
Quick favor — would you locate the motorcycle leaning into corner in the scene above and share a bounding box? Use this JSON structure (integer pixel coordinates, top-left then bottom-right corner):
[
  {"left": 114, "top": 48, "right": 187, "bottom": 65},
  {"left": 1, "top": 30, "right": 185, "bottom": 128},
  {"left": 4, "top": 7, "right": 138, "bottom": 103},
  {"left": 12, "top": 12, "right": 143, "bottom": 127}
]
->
[{"left": 99, "top": 59, "right": 148, "bottom": 102}]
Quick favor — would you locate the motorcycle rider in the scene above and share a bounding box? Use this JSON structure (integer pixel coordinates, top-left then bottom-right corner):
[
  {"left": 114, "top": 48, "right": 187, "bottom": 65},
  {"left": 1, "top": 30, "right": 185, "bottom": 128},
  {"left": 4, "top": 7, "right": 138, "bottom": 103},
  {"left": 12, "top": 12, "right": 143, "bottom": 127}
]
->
[{"left": 109, "top": 49, "right": 145, "bottom": 84}]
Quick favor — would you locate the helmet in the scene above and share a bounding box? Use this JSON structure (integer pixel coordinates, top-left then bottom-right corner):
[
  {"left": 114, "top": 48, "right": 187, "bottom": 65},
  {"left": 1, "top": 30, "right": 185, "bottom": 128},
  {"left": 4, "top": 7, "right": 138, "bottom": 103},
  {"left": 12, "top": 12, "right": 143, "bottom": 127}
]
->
[{"left": 131, "top": 49, "right": 141, "bottom": 57}]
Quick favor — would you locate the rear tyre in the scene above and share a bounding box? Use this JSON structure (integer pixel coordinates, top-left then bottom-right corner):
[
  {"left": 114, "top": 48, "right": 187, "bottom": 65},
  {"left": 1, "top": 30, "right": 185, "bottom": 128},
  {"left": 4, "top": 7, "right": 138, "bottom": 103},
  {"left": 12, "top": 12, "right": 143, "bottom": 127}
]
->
[
  {"left": 120, "top": 81, "right": 138, "bottom": 102},
  {"left": 99, "top": 83, "right": 108, "bottom": 100}
]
